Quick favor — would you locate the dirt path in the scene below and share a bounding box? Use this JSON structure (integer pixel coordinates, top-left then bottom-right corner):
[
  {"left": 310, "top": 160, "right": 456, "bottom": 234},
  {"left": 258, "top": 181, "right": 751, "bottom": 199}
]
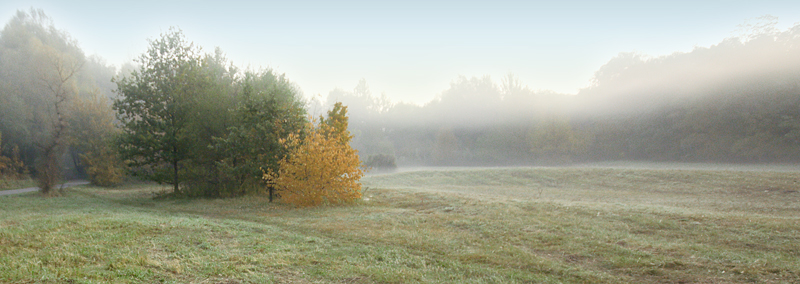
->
[{"left": 0, "top": 180, "right": 90, "bottom": 196}]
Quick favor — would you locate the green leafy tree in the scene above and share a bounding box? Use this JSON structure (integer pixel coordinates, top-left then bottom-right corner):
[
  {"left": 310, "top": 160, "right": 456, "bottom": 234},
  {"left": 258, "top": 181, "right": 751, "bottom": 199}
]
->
[
  {"left": 210, "top": 70, "right": 307, "bottom": 198},
  {"left": 113, "top": 28, "right": 310, "bottom": 197},
  {"left": 176, "top": 49, "right": 241, "bottom": 196},
  {"left": 113, "top": 28, "right": 200, "bottom": 194}
]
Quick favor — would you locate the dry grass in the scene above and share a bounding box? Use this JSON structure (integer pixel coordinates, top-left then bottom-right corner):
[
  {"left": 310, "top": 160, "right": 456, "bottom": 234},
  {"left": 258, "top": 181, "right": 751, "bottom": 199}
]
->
[{"left": 1, "top": 167, "right": 799, "bottom": 283}]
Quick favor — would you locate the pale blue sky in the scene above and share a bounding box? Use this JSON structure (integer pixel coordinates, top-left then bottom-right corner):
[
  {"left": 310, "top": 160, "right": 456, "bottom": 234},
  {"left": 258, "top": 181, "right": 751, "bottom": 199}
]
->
[{"left": 2, "top": 0, "right": 800, "bottom": 104}]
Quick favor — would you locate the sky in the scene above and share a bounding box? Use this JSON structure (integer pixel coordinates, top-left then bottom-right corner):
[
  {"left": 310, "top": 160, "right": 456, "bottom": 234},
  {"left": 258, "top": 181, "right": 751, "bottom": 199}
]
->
[{"left": 2, "top": 0, "right": 800, "bottom": 104}]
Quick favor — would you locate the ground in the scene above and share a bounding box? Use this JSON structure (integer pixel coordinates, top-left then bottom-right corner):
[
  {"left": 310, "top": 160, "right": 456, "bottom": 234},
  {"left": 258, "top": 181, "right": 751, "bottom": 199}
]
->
[{"left": 1, "top": 166, "right": 798, "bottom": 283}]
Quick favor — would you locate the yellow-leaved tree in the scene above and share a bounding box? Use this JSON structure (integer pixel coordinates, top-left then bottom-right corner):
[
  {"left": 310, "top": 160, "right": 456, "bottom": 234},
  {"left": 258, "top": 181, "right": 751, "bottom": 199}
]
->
[
  {"left": 69, "top": 92, "right": 125, "bottom": 186},
  {"left": 264, "top": 102, "right": 364, "bottom": 207}
]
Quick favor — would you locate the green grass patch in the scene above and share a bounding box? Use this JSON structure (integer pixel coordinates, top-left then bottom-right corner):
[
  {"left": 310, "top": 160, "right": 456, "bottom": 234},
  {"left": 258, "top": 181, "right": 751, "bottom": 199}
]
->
[{"left": 1, "top": 167, "right": 799, "bottom": 283}]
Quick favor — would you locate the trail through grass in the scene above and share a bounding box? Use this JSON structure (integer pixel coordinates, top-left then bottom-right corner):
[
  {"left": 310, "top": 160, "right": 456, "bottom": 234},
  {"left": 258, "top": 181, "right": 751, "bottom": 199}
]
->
[{"left": 1, "top": 167, "right": 799, "bottom": 283}]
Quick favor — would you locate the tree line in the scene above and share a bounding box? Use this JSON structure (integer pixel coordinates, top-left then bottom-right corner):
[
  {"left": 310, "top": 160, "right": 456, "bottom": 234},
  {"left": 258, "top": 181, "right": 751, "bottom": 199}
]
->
[
  {"left": 333, "top": 21, "right": 800, "bottom": 166},
  {"left": 0, "top": 10, "right": 361, "bottom": 205},
  {"left": 0, "top": 9, "right": 119, "bottom": 193},
  {"left": 2, "top": 8, "right": 799, "bottom": 200}
]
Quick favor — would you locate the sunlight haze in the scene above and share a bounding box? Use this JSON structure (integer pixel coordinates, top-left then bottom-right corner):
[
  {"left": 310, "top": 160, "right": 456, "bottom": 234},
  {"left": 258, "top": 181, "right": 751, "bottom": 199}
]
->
[{"left": 2, "top": 0, "right": 800, "bottom": 104}]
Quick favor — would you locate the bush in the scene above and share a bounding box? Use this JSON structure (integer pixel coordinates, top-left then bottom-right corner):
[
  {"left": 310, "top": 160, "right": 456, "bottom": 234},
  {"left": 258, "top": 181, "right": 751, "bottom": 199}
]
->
[
  {"left": 0, "top": 132, "right": 26, "bottom": 180},
  {"left": 364, "top": 154, "right": 397, "bottom": 169}
]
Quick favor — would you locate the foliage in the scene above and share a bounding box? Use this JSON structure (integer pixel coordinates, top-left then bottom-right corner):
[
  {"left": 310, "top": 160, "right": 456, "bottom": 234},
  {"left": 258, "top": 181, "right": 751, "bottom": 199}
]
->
[
  {"left": 207, "top": 70, "right": 307, "bottom": 198},
  {"left": 113, "top": 29, "right": 308, "bottom": 197},
  {"left": 175, "top": 50, "right": 242, "bottom": 197},
  {"left": 113, "top": 28, "right": 200, "bottom": 194},
  {"left": 0, "top": 9, "right": 119, "bottom": 194},
  {"left": 69, "top": 92, "right": 125, "bottom": 186},
  {"left": 265, "top": 103, "right": 363, "bottom": 207},
  {"left": 21, "top": 12, "right": 84, "bottom": 194},
  {"left": 528, "top": 116, "right": 589, "bottom": 164},
  {"left": 0, "top": 131, "right": 25, "bottom": 179},
  {"left": 318, "top": 102, "right": 348, "bottom": 139},
  {"left": 364, "top": 154, "right": 397, "bottom": 170},
  {"left": 0, "top": 132, "right": 9, "bottom": 176},
  {"left": 0, "top": 9, "right": 86, "bottom": 194}
]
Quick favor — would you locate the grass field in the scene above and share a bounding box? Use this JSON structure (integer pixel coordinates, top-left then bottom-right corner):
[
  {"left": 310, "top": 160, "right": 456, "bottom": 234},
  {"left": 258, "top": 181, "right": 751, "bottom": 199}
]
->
[{"left": 1, "top": 167, "right": 799, "bottom": 283}]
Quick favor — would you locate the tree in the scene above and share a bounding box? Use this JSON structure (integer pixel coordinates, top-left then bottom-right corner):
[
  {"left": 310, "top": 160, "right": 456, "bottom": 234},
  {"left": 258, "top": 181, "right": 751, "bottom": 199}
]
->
[
  {"left": 325, "top": 79, "right": 395, "bottom": 162},
  {"left": 528, "top": 116, "right": 588, "bottom": 164},
  {"left": 175, "top": 48, "right": 241, "bottom": 196},
  {"left": 70, "top": 91, "right": 124, "bottom": 186},
  {"left": 320, "top": 102, "right": 352, "bottom": 143},
  {"left": 113, "top": 28, "right": 199, "bottom": 194},
  {"left": 0, "top": 9, "right": 85, "bottom": 194},
  {"left": 0, "top": 132, "right": 6, "bottom": 174},
  {"left": 0, "top": 131, "right": 23, "bottom": 178},
  {"left": 0, "top": 132, "right": 16, "bottom": 179},
  {"left": 210, "top": 69, "right": 307, "bottom": 198},
  {"left": 264, "top": 102, "right": 363, "bottom": 207},
  {"left": 113, "top": 28, "right": 310, "bottom": 197},
  {"left": 31, "top": 36, "right": 84, "bottom": 194}
]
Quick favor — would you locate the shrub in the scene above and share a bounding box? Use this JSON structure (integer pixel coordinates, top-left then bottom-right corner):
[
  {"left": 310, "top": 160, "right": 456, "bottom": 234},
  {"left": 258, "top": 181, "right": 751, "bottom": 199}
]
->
[{"left": 364, "top": 154, "right": 397, "bottom": 169}]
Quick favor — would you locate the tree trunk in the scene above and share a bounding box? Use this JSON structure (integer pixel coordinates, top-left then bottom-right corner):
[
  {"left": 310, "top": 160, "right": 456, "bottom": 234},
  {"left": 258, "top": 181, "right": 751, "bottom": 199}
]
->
[
  {"left": 268, "top": 186, "right": 274, "bottom": 202},
  {"left": 173, "top": 158, "right": 179, "bottom": 194}
]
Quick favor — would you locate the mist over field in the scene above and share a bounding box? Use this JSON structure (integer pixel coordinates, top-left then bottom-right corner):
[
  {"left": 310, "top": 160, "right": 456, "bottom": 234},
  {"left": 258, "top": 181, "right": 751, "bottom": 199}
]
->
[
  {"left": 3, "top": 5, "right": 800, "bottom": 283},
  {"left": 337, "top": 21, "right": 800, "bottom": 167},
  {"left": 2, "top": 6, "right": 800, "bottom": 181}
]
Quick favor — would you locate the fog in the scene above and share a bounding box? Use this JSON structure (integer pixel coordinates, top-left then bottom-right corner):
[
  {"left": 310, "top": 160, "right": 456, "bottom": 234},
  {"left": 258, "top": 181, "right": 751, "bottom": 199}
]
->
[
  {"left": 333, "top": 21, "right": 800, "bottom": 167},
  {"left": 577, "top": 24, "right": 800, "bottom": 117},
  {"left": 2, "top": 7, "right": 800, "bottom": 176}
]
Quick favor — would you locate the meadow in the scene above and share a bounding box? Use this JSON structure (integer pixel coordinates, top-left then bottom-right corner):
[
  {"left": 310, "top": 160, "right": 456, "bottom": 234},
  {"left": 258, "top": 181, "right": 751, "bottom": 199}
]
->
[{"left": 1, "top": 167, "right": 798, "bottom": 283}]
